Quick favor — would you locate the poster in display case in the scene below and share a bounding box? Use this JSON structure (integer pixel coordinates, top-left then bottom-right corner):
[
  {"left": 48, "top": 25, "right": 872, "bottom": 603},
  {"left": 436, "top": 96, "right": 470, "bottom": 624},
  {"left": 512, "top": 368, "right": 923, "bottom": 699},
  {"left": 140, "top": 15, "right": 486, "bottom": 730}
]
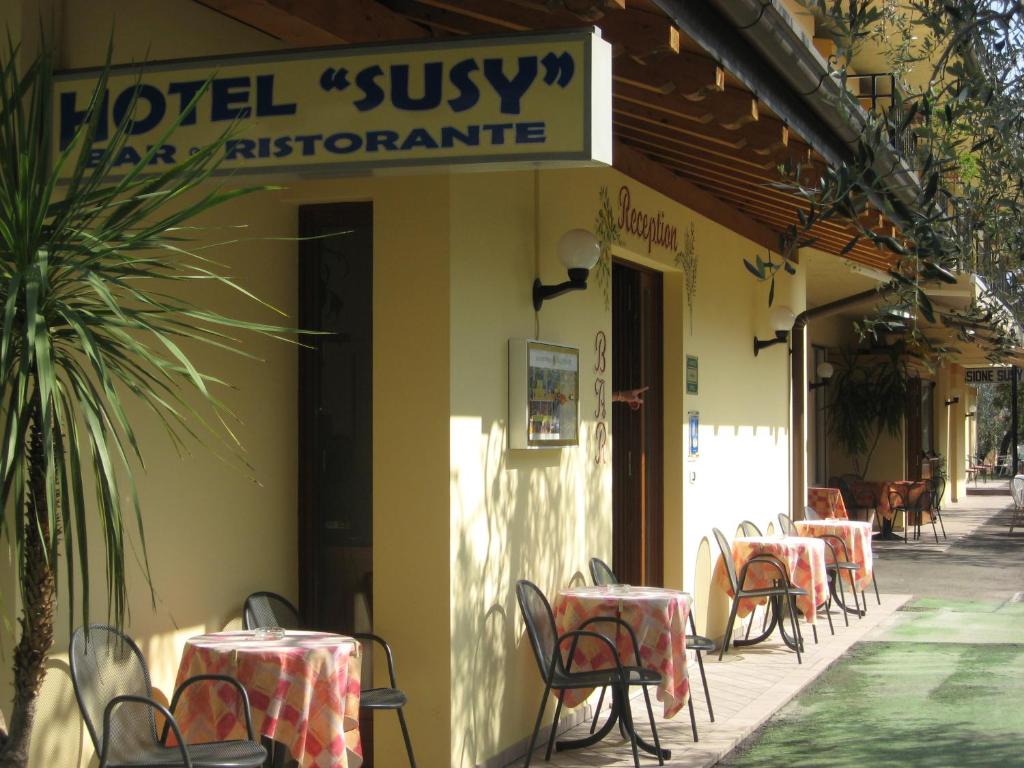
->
[{"left": 509, "top": 339, "right": 580, "bottom": 449}]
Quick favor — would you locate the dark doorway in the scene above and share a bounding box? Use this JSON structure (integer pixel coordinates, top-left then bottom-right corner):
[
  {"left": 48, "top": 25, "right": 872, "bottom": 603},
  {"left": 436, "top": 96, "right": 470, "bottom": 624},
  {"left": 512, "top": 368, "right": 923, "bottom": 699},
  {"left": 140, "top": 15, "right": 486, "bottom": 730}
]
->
[
  {"left": 905, "top": 378, "right": 934, "bottom": 481},
  {"left": 612, "top": 260, "right": 664, "bottom": 586},
  {"left": 298, "top": 202, "right": 375, "bottom": 757}
]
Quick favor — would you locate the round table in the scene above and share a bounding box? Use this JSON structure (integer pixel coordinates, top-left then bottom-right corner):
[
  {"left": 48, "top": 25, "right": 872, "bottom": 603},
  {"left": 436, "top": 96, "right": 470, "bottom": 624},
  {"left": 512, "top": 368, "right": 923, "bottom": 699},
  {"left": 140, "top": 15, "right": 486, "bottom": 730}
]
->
[
  {"left": 795, "top": 519, "right": 874, "bottom": 590},
  {"left": 552, "top": 585, "right": 691, "bottom": 760},
  {"left": 173, "top": 630, "right": 362, "bottom": 768}
]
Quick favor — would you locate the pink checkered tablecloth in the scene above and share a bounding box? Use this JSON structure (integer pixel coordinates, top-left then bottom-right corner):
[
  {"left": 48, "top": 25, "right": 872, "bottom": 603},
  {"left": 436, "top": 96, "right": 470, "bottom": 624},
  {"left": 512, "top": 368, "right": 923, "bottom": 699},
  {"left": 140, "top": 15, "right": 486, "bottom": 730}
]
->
[
  {"left": 795, "top": 519, "right": 874, "bottom": 590},
  {"left": 172, "top": 631, "right": 362, "bottom": 767},
  {"left": 552, "top": 585, "right": 690, "bottom": 718},
  {"left": 714, "top": 536, "right": 828, "bottom": 623},
  {"left": 807, "top": 487, "right": 848, "bottom": 519}
]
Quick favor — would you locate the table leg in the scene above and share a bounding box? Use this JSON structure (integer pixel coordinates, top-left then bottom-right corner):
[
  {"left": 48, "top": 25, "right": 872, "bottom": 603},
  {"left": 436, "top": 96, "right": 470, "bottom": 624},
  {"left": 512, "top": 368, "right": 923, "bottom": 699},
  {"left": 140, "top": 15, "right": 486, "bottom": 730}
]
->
[
  {"left": 556, "top": 686, "right": 671, "bottom": 760},
  {"left": 731, "top": 597, "right": 781, "bottom": 647}
]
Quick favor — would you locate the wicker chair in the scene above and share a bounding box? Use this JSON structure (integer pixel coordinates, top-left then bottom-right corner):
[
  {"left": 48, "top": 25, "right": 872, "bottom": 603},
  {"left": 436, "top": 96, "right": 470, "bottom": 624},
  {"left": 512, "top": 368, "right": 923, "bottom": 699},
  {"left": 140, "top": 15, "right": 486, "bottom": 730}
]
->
[
  {"left": 1010, "top": 475, "right": 1024, "bottom": 534},
  {"left": 243, "top": 591, "right": 417, "bottom": 767},
  {"left": 587, "top": 558, "right": 714, "bottom": 738},
  {"left": 70, "top": 625, "right": 266, "bottom": 768},
  {"left": 515, "top": 579, "right": 662, "bottom": 767}
]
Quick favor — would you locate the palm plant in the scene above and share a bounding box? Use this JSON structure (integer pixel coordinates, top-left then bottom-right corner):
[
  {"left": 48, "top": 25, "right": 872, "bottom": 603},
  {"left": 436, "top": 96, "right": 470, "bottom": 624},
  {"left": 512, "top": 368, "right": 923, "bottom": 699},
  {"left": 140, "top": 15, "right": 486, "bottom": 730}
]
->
[{"left": 0, "top": 43, "right": 294, "bottom": 765}]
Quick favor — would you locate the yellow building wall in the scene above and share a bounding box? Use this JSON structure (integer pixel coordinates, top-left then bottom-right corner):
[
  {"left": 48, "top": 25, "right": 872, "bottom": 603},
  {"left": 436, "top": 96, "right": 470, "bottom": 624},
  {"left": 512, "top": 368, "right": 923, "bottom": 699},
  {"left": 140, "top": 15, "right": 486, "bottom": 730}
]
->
[
  {"left": 445, "top": 165, "right": 795, "bottom": 765},
  {"left": 8, "top": 3, "right": 798, "bottom": 766}
]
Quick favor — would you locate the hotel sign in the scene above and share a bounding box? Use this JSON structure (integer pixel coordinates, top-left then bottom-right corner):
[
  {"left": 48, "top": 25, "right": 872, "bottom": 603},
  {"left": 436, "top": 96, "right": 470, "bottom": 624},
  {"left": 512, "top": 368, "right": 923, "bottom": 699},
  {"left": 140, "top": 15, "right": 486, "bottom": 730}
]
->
[
  {"left": 965, "top": 367, "right": 1020, "bottom": 384},
  {"left": 53, "top": 28, "right": 612, "bottom": 177}
]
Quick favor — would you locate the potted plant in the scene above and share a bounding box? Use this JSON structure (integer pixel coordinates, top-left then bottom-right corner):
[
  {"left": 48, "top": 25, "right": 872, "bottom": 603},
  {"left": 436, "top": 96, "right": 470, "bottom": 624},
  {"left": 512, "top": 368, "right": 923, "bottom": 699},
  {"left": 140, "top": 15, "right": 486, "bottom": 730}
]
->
[{"left": 826, "top": 347, "right": 911, "bottom": 479}]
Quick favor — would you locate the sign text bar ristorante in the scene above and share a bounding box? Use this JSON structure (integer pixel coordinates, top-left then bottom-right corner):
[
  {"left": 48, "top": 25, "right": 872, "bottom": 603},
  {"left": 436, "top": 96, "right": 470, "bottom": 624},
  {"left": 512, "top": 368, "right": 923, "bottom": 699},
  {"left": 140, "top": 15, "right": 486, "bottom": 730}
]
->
[{"left": 54, "top": 28, "right": 612, "bottom": 177}]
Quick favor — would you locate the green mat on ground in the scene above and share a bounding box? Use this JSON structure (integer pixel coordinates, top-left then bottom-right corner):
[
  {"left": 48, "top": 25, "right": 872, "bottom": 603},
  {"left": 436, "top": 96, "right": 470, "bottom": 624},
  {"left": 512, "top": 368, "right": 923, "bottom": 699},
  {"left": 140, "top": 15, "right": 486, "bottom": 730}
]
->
[{"left": 720, "top": 640, "right": 1024, "bottom": 768}]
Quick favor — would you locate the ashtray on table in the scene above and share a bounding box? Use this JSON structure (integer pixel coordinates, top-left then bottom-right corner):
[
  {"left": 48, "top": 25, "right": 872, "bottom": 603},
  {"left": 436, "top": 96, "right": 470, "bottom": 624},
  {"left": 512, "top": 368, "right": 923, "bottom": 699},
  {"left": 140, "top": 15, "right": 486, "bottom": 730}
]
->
[{"left": 253, "top": 627, "right": 286, "bottom": 640}]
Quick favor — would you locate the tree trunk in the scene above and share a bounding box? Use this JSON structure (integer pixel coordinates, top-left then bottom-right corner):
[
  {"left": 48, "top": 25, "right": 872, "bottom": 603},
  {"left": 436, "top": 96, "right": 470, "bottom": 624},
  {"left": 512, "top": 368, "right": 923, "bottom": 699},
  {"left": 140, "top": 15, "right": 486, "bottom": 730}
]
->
[{"left": 0, "top": 419, "right": 57, "bottom": 767}]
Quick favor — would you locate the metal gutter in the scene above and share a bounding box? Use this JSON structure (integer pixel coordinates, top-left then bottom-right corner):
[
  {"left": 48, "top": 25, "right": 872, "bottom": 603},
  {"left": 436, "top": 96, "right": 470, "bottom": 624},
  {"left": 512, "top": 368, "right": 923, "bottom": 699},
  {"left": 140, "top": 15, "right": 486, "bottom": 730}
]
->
[
  {"left": 790, "top": 287, "right": 895, "bottom": 520},
  {"left": 653, "top": 0, "right": 923, "bottom": 215}
]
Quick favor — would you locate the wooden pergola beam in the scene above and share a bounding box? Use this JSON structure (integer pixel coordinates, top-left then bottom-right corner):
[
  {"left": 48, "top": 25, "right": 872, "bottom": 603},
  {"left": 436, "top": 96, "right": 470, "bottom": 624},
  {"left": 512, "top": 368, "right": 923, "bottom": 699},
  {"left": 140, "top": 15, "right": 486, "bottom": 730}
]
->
[
  {"left": 197, "top": 0, "right": 428, "bottom": 43},
  {"left": 613, "top": 139, "right": 781, "bottom": 254}
]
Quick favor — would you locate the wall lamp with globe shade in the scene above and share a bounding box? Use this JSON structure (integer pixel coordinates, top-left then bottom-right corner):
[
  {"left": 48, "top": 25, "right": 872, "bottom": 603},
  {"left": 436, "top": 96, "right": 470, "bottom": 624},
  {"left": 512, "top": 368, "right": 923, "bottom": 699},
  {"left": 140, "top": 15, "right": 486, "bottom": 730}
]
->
[
  {"left": 944, "top": 394, "right": 960, "bottom": 407},
  {"left": 809, "top": 361, "right": 834, "bottom": 390},
  {"left": 533, "top": 229, "right": 602, "bottom": 311},
  {"left": 966, "top": 404, "right": 977, "bottom": 417},
  {"left": 753, "top": 306, "right": 796, "bottom": 356}
]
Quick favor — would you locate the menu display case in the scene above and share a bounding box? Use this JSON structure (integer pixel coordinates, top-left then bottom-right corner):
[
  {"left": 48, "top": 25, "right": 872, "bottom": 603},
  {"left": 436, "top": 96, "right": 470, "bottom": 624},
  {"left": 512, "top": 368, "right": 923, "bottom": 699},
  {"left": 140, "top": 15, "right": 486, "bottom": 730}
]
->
[{"left": 509, "top": 339, "right": 580, "bottom": 449}]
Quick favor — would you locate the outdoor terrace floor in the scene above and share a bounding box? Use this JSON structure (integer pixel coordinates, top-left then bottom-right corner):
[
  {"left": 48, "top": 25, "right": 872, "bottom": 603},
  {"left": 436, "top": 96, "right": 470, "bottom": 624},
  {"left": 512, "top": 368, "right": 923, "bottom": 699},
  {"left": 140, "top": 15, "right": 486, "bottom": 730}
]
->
[{"left": 516, "top": 493, "right": 1002, "bottom": 768}]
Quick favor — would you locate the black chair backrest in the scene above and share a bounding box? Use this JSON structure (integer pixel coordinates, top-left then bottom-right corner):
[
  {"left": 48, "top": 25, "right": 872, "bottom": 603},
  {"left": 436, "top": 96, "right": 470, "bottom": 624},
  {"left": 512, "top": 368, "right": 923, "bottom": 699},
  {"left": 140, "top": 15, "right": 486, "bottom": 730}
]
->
[
  {"left": 778, "top": 513, "right": 796, "bottom": 535},
  {"left": 887, "top": 489, "right": 906, "bottom": 510},
  {"left": 803, "top": 504, "right": 820, "bottom": 520},
  {"left": 515, "top": 580, "right": 565, "bottom": 683},
  {"left": 712, "top": 528, "right": 738, "bottom": 593},
  {"left": 70, "top": 625, "right": 157, "bottom": 760},
  {"left": 739, "top": 520, "right": 762, "bottom": 537},
  {"left": 931, "top": 476, "right": 946, "bottom": 507},
  {"left": 589, "top": 557, "right": 618, "bottom": 586},
  {"left": 244, "top": 591, "right": 303, "bottom": 630}
]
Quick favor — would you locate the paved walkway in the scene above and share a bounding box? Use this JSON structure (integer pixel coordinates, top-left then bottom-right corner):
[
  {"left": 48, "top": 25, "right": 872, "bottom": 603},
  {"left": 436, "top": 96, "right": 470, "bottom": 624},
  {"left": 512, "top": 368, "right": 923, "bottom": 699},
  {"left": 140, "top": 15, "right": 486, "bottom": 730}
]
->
[
  {"left": 718, "top": 492, "right": 1024, "bottom": 767},
  {"left": 512, "top": 493, "right": 1021, "bottom": 767}
]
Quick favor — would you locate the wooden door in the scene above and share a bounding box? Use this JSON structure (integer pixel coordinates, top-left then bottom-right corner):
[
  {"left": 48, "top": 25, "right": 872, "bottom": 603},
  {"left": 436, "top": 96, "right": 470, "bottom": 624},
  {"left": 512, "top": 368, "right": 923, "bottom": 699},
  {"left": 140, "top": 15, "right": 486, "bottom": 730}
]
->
[
  {"left": 298, "top": 202, "right": 376, "bottom": 760},
  {"left": 612, "top": 261, "right": 664, "bottom": 586}
]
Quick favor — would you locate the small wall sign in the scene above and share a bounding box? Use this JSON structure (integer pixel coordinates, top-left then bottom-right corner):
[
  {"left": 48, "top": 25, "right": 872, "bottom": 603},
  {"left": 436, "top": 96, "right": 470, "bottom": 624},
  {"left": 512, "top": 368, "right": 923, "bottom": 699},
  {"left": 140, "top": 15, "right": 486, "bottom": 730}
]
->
[
  {"left": 688, "top": 410, "right": 699, "bottom": 458},
  {"left": 686, "top": 355, "right": 699, "bottom": 395},
  {"left": 965, "top": 367, "right": 1019, "bottom": 384}
]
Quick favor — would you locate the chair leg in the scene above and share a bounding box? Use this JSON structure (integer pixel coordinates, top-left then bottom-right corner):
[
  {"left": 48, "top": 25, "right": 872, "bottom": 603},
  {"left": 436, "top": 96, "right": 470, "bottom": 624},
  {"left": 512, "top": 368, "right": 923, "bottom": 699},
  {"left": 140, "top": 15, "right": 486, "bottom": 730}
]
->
[
  {"left": 831, "top": 573, "right": 847, "bottom": 626},
  {"left": 589, "top": 686, "right": 606, "bottom": 734},
  {"left": 936, "top": 509, "right": 947, "bottom": 539},
  {"left": 847, "top": 571, "right": 862, "bottom": 618},
  {"left": 718, "top": 598, "right": 741, "bottom": 661},
  {"left": 693, "top": 649, "right": 714, "bottom": 722},
  {"left": 873, "top": 573, "right": 881, "bottom": 605},
  {"left": 396, "top": 707, "right": 417, "bottom": 768},
  {"left": 640, "top": 684, "right": 665, "bottom": 763},
  {"left": 823, "top": 592, "right": 835, "bottom": 636},
  {"left": 687, "top": 611, "right": 715, "bottom": 722},
  {"left": 811, "top": 623, "right": 818, "bottom": 644},
  {"left": 544, "top": 694, "right": 565, "bottom": 761},
  {"left": 785, "top": 594, "right": 803, "bottom": 664},
  {"left": 523, "top": 683, "right": 552, "bottom": 768}
]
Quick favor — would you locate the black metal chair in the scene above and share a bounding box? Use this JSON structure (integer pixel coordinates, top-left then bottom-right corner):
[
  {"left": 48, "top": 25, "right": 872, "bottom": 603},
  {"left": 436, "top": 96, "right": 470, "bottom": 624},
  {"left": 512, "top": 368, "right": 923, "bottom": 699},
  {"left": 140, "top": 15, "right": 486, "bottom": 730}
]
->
[
  {"left": 587, "top": 558, "right": 714, "bottom": 738},
  {"left": 70, "top": 624, "right": 267, "bottom": 768},
  {"left": 244, "top": 591, "right": 417, "bottom": 767},
  {"left": 888, "top": 488, "right": 938, "bottom": 543},
  {"left": 713, "top": 528, "right": 806, "bottom": 663},
  {"left": 739, "top": 520, "right": 763, "bottom": 536},
  {"left": 779, "top": 513, "right": 858, "bottom": 627},
  {"left": 515, "top": 579, "right": 663, "bottom": 768},
  {"left": 930, "top": 475, "right": 948, "bottom": 539}
]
